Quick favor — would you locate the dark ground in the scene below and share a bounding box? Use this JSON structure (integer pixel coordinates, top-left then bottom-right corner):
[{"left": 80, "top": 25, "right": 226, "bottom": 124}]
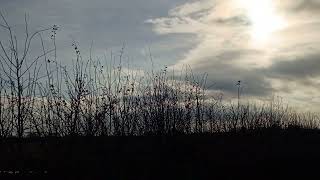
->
[{"left": 0, "top": 128, "right": 320, "bottom": 180}]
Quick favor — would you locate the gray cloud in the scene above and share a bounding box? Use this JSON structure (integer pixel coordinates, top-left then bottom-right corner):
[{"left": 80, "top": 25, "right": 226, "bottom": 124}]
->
[
  {"left": 214, "top": 15, "right": 250, "bottom": 26},
  {"left": 185, "top": 50, "right": 273, "bottom": 97},
  {"left": 0, "top": 0, "right": 190, "bottom": 69},
  {"left": 261, "top": 53, "right": 320, "bottom": 96},
  {"left": 292, "top": 0, "right": 320, "bottom": 12},
  {"left": 266, "top": 53, "right": 320, "bottom": 80}
]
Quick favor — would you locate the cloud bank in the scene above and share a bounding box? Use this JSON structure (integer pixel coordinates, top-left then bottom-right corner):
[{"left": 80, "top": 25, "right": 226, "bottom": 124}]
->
[{"left": 147, "top": 0, "right": 320, "bottom": 111}]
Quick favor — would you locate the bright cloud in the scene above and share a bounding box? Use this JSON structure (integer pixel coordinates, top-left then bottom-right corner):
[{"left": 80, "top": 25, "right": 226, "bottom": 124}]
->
[{"left": 147, "top": 0, "right": 320, "bottom": 111}]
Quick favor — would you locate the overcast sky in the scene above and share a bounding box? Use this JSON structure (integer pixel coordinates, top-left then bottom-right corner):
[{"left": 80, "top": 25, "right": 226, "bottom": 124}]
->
[{"left": 1, "top": 0, "right": 320, "bottom": 111}]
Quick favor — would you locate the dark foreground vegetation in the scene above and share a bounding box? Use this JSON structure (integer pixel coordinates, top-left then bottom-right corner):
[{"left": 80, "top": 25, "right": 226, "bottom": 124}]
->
[
  {"left": 1, "top": 14, "right": 320, "bottom": 179},
  {"left": 0, "top": 128, "right": 320, "bottom": 179}
]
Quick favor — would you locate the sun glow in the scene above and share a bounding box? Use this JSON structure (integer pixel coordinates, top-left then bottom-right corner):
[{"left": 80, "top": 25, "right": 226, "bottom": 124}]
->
[{"left": 240, "top": 0, "right": 287, "bottom": 43}]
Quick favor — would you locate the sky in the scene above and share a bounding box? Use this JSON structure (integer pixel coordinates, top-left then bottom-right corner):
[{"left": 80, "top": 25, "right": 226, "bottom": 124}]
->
[{"left": 1, "top": 0, "right": 320, "bottom": 111}]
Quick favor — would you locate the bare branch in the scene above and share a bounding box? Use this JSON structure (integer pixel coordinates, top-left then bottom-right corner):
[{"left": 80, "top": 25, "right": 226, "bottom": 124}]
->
[
  {"left": 0, "top": 41, "right": 16, "bottom": 68},
  {"left": 20, "top": 48, "right": 55, "bottom": 77},
  {"left": 20, "top": 27, "right": 52, "bottom": 66}
]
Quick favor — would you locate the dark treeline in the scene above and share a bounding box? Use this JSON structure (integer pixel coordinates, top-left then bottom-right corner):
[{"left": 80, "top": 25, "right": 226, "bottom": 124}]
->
[{"left": 0, "top": 14, "right": 319, "bottom": 138}]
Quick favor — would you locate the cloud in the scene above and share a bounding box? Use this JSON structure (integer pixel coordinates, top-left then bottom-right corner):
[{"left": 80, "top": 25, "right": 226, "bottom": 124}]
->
[
  {"left": 182, "top": 50, "right": 273, "bottom": 97},
  {"left": 147, "top": 0, "right": 320, "bottom": 111},
  {"left": 266, "top": 53, "right": 320, "bottom": 80},
  {"left": 290, "top": 0, "right": 320, "bottom": 13},
  {"left": 0, "top": 0, "right": 192, "bottom": 69}
]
